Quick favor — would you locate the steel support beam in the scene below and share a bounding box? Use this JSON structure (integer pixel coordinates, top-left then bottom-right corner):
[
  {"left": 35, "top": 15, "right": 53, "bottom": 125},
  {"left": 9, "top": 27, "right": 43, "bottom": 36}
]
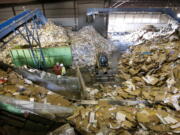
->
[{"left": 87, "top": 8, "right": 180, "bottom": 22}]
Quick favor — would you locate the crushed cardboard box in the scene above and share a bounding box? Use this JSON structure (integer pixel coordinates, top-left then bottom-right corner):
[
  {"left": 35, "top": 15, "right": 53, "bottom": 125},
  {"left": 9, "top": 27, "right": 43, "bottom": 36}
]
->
[{"left": 0, "top": 68, "right": 72, "bottom": 107}]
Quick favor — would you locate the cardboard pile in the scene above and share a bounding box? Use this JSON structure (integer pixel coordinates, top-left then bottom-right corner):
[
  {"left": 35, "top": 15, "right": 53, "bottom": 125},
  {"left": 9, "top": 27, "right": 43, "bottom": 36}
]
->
[
  {"left": 68, "top": 102, "right": 180, "bottom": 134},
  {"left": 116, "top": 41, "right": 180, "bottom": 109},
  {"left": 1, "top": 21, "right": 180, "bottom": 134},
  {"left": 92, "top": 41, "right": 180, "bottom": 109},
  {"left": 66, "top": 40, "right": 180, "bottom": 134},
  {"left": 48, "top": 124, "right": 76, "bottom": 135},
  {"left": 0, "top": 68, "right": 72, "bottom": 107}
]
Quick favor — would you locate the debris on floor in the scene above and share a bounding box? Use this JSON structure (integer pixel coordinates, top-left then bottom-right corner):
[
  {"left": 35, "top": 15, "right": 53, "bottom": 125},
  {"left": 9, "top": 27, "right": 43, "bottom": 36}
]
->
[
  {"left": 67, "top": 102, "right": 180, "bottom": 134},
  {"left": 0, "top": 21, "right": 180, "bottom": 135},
  {"left": 15, "top": 67, "right": 81, "bottom": 99},
  {"left": 64, "top": 37, "right": 180, "bottom": 134},
  {"left": 48, "top": 124, "right": 76, "bottom": 135},
  {"left": 114, "top": 41, "right": 180, "bottom": 109},
  {"left": 0, "top": 68, "right": 72, "bottom": 107}
]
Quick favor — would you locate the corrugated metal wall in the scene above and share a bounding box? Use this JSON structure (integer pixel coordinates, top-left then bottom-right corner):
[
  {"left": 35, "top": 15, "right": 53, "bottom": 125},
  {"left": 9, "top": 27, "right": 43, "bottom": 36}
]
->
[
  {"left": 108, "top": 12, "right": 174, "bottom": 33},
  {"left": 0, "top": 7, "right": 14, "bottom": 22},
  {"left": 44, "top": 1, "right": 75, "bottom": 28}
]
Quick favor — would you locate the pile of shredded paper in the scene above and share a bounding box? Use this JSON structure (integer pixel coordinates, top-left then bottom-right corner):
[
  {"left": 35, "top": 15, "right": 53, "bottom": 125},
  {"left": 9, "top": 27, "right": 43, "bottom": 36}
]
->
[
  {"left": 0, "top": 22, "right": 115, "bottom": 67},
  {"left": 109, "top": 19, "right": 180, "bottom": 49},
  {"left": 70, "top": 26, "right": 115, "bottom": 67}
]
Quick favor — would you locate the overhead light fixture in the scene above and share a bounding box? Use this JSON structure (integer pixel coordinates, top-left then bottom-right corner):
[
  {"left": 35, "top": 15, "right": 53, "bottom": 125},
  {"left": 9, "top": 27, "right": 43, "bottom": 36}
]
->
[{"left": 177, "top": 13, "right": 180, "bottom": 18}]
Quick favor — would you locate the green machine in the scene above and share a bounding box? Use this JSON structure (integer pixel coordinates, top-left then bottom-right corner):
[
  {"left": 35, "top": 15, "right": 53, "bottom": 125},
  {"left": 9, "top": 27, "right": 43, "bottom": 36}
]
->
[{"left": 10, "top": 46, "right": 72, "bottom": 68}]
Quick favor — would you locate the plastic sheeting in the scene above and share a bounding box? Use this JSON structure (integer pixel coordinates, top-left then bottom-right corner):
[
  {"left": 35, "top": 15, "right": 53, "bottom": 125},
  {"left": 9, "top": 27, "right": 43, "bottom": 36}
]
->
[
  {"left": 0, "top": 95, "right": 73, "bottom": 120},
  {"left": 15, "top": 68, "right": 81, "bottom": 100}
]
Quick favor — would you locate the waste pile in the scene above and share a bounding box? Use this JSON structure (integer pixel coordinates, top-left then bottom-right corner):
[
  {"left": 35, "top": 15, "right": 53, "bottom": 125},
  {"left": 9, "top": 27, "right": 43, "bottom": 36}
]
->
[
  {"left": 38, "top": 22, "right": 70, "bottom": 47},
  {"left": 115, "top": 41, "right": 180, "bottom": 110},
  {"left": 48, "top": 123, "right": 76, "bottom": 135},
  {"left": 0, "top": 68, "right": 72, "bottom": 107},
  {"left": 65, "top": 41, "right": 180, "bottom": 135},
  {"left": 68, "top": 102, "right": 180, "bottom": 135},
  {"left": 0, "top": 46, "right": 12, "bottom": 65},
  {"left": 109, "top": 20, "right": 180, "bottom": 49},
  {"left": 61, "top": 33, "right": 180, "bottom": 134},
  {"left": 0, "top": 22, "right": 115, "bottom": 68},
  {"left": 0, "top": 22, "right": 70, "bottom": 64},
  {"left": 70, "top": 26, "right": 116, "bottom": 67},
  {"left": 15, "top": 67, "right": 81, "bottom": 99},
  {"left": 1, "top": 62, "right": 179, "bottom": 135},
  {"left": 7, "top": 22, "right": 70, "bottom": 47},
  {"left": 0, "top": 20, "right": 180, "bottom": 135}
]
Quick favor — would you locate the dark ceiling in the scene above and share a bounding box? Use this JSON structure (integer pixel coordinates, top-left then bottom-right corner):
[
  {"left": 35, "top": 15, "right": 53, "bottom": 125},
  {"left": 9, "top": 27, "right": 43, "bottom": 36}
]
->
[
  {"left": 0, "top": 0, "right": 38, "bottom": 4},
  {"left": 0, "top": 0, "right": 67, "bottom": 5}
]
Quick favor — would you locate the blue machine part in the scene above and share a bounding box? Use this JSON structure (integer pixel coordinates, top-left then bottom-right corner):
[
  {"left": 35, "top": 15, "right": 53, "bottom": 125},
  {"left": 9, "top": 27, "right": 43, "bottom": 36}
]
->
[
  {"left": 0, "top": 9, "right": 47, "bottom": 40},
  {"left": 0, "top": 10, "right": 30, "bottom": 30},
  {"left": 87, "top": 8, "right": 180, "bottom": 22}
]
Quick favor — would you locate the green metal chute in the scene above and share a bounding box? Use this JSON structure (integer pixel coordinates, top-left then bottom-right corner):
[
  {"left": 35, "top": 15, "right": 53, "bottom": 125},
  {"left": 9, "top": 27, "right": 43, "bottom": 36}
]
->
[{"left": 10, "top": 46, "right": 72, "bottom": 68}]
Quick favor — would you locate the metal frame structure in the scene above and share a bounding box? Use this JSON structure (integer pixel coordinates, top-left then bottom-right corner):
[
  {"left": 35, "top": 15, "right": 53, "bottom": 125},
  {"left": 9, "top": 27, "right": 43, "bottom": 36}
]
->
[
  {"left": 87, "top": 8, "right": 180, "bottom": 22},
  {"left": 16, "top": 18, "right": 46, "bottom": 69},
  {"left": 0, "top": 9, "right": 47, "bottom": 69}
]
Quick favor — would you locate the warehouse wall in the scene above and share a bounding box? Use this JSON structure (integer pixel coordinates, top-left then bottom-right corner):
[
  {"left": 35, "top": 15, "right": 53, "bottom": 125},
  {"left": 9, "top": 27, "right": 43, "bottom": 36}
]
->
[
  {"left": 0, "top": 1, "right": 178, "bottom": 37},
  {"left": 0, "top": 0, "right": 105, "bottom": 33},
  {"left": 0, "top": 7, "right": 14, "bottom": 22},
  {"left": 108, "top": 12, "right": 176, "bottom": 33}
]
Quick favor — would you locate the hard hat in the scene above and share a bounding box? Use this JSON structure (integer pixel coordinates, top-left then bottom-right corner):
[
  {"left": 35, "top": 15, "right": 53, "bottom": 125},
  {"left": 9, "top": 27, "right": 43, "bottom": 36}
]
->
[{"left": 60, "top": 63, "right": 63, "bottom": 66}]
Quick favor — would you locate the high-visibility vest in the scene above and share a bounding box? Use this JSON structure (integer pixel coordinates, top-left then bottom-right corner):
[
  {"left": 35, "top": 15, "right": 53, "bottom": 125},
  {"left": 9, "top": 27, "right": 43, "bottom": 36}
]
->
[{"left": 61, "top": 66, "right": 66, "bottom": 75}]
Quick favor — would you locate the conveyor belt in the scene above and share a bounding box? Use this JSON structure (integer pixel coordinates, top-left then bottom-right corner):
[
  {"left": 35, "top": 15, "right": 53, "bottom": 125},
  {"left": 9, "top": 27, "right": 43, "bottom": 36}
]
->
[{"left": 0, "top": 9, "right": 46, "bottom": 41}]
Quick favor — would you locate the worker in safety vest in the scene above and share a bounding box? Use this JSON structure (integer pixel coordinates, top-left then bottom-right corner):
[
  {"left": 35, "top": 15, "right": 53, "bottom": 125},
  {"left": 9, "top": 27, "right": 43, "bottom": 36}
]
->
[
  {"left": 53, "top": 62, "right": 62, "bottom": 75},
  {"left": 60, "top": 63, "right": 66, "bottom": 76}
]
